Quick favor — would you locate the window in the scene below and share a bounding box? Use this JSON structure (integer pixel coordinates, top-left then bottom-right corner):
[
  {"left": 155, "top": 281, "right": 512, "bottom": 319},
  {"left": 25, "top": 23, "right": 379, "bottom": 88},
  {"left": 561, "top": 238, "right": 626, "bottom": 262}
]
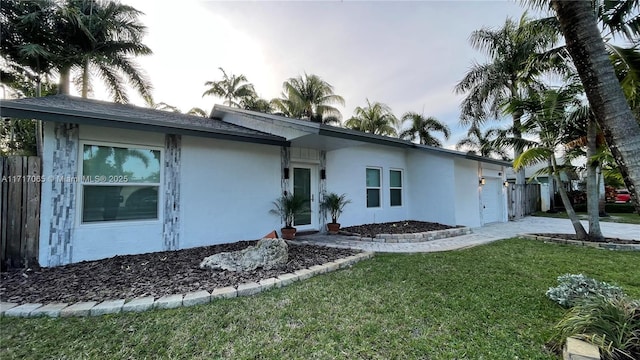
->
[
  {"left": 390, "top": 169, "right": 403, "bottom": 206},
  {"left": 366, "top": 168, "right": 381, "bottom": 208},
  {"left": 81, "top": 143, "right": 161, "bottom": 223}
]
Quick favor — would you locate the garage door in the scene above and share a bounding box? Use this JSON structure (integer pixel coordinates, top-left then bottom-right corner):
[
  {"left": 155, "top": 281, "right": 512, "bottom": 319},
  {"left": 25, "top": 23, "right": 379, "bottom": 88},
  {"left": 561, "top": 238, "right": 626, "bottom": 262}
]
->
[{"left": 481, "top": 178, "right": 502, "bottom": 224}]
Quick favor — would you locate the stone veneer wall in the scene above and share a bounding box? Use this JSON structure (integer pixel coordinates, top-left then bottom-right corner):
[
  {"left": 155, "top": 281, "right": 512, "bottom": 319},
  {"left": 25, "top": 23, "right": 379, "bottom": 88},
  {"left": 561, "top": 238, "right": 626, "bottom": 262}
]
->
[
  {"left": 163, "top": 134, "right": 181, "bottom": 251},
  {"left": 280, "top": 146, "right": 290, "bottom": 195},
  {"left": 48, "top": 123, "right": 79, "bottom": 266},
  {"left": 319, "top": 150, "right": 327, "bottom": 232}
]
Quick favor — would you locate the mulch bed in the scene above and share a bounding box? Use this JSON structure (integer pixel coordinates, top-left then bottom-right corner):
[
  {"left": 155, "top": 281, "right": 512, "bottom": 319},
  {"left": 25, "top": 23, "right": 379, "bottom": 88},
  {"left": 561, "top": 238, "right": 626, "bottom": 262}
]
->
[
  {"left": 532, "top": 233, "right": 638, "bottom": 245},
  {"left": 0, "top": 241, "right": 358, "bottom": 304},
  {"left": 341, "top": 220, "right": 460, "bottom": 238}
]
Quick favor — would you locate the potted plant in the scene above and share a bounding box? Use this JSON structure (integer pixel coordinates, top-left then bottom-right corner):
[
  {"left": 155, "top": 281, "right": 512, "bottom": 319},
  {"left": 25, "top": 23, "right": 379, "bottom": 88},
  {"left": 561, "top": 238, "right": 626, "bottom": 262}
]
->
[
  {"left": 320, "top": 192, "right": 351, "bottom": 234},
  {"left": 270, "top": 193, "right": 308, "bottom": 240}
]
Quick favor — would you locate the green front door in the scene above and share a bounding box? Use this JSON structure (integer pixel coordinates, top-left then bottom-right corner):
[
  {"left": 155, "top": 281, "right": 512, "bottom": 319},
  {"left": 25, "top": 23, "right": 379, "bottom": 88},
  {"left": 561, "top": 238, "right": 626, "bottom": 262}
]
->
[{"left": 293, "top": 167, "right": 312, "bottom": 226}]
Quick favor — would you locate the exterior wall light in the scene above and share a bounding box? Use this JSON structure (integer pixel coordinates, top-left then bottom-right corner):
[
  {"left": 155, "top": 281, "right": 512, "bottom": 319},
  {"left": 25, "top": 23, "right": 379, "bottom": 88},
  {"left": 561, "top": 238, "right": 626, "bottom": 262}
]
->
[
  {"left": 283, "top": 167, "right": 290, "bottom": 179},
  {"left": 479, "top": 177, "right": 486, "bottom": 185},
  {"left": 504, "top": 181, "right": 509, "bottom": 187},
  {"left": 320, "top": 169, "right": 326, "bottom": 180}
]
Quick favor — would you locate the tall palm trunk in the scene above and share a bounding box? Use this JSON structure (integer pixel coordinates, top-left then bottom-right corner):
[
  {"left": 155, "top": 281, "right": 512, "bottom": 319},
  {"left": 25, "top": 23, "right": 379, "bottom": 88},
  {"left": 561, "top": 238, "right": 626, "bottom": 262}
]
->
[
  {"left": 552, "top": 156, "right": 588, "bottom": 239},
  {"left": 58, "top": 65, "right": 71, "bottom": 95},
  {"left": 81, "top": 58, "right": 90, "bottom": 98},
  {"left": 586, "top": 118, "right": 603, "bottom": 241},
  {"left": 512, "top": 111, "right": 525, "bottom": 185},
  {"left": 548, "top": 158, "right": 556, "bottom": 212},
  {"left": 551, "top": 0, "right": 640, "bottom": 214},
  {"left": 35, "top": 76, "right": 43, "bottom": 158},
  {"left": 510, "top": 84, "right": 525, "bottom": 184},
  {"left": 598, "top": 170, "right": 607, "bottom": 217}
]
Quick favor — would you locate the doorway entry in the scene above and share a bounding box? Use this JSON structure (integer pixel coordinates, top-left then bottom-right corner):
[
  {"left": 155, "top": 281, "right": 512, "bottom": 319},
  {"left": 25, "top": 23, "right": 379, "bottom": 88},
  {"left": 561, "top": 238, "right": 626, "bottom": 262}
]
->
[{"left": 291, "top": 164, "right": 318, "bottom": 231}]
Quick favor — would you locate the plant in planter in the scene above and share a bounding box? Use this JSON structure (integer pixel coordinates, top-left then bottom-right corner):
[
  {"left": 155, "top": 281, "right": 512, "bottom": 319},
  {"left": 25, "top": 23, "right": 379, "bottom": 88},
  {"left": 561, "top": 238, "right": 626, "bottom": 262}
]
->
[
  {"left": 270, "top": 193, "right": 308, "bottom": 240},
  {"left": 320, "top": 192, "right": 351, "bottom": 234}
]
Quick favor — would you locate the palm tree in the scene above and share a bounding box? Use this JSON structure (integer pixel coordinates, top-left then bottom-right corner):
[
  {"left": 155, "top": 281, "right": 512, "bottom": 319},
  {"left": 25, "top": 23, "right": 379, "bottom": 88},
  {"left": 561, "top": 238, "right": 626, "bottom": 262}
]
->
[
  {"left": 344, "top": 99, "right": 399, "bottom": 136},
  {"left": 55, "top": 0, "right": 153, "bottom": 103},
  {"left": 74, "top": 0, "right": 153, "bottom": 103},
  {"left": 1, "top": 0, "right": 59, "bottom": 97},
  {"left": 186, "top": 107, "right": 207, "bottom": 117},
  {"left": 609, "top": 44, "right": 640, "bottom": 120},
  {"left": 399, "top": 112, "right": 450, "bottom": 147},
  {"left": 240, "top": 95, "right": 273, "bottom": 114},
  {"left": 501, "top": 87, "right": 589, "bottom": 239},
  {"left": 202, "top": 67, "right": 256, "bottom": 108},
  {"left": 537, "top": 0, "right": 640, "bottom": 213},
  {"left": 272, "top": 73, "right": 344, "bottom": 124},
  {"left": 147, "top": 99, "right": 207, "bottom": 117},
  {"left": 455, "top": 14, "right": 559, "bottom": 189},
  {"left": 455, "top": 125, "right": 510, "bottom": 160},
  {"left": 2, "top": 0, "right": 153, "bottom": 103}
]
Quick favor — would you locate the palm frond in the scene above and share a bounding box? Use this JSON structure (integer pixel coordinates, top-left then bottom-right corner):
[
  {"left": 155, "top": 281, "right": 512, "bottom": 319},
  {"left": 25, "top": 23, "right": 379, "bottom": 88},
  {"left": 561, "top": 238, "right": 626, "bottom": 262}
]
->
[{"left": 513, "top": 147, "right": 554, "bottom": 170}]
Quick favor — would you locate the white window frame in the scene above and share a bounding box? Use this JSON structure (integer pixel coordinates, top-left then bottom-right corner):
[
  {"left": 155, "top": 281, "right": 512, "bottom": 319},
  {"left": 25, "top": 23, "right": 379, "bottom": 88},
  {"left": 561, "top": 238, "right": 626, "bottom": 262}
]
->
[
  {"left": 77, "top": 140, "right": 164, "bottom": 226},
  {"left": 366, "top": 167, "right": 382, "bottom": 208},
  {"left": 389, "top": 169, "right": 403, "bottom": 207}
]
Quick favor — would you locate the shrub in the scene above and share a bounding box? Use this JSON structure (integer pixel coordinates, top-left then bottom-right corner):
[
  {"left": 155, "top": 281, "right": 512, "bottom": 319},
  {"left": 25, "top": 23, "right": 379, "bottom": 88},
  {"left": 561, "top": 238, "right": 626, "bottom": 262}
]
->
[
  {"left": 572, "top": 203, "right": 637, "bottom": 213},
  {"left": 550, "top": 295, "right": 640, "bottom": 360},
  {"left": 605, "top": 204, "right": 638, "bottom": 214},
  {"left": 546, "top": 274, "right": 625, "bottom": 308}
]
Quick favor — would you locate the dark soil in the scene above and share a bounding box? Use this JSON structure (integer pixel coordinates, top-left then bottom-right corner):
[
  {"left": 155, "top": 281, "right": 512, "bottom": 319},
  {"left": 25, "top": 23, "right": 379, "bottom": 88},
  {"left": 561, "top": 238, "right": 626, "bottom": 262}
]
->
[
  {"left": 532, "top": 233, "right": 639, "bottom": 245},
  {"left": 341, "top": 220, "right": 460, "bottom": 238},
  {"left": 0, "top": 241, "right": 358, "bottom": 304}
]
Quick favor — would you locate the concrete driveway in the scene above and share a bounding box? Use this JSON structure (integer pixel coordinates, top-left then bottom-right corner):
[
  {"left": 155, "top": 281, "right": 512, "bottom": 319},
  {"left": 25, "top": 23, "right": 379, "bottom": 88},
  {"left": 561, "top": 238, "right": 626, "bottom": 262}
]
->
[{"left": 296, "top": 216, "right": 639, "bottom": 253}]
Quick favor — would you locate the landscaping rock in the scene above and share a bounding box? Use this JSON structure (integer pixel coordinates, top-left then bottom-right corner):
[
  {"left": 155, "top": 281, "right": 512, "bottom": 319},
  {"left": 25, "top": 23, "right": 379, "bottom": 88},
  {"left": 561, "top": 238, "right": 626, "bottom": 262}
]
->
[{"left": 199, "top": 238, "right": 288, "bottom": 272}]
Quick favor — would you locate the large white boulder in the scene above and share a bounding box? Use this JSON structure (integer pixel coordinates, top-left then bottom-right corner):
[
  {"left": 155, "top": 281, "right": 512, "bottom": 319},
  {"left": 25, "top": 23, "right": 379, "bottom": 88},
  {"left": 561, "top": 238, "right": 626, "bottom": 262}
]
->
[{"left": 199, "top": 238, "right": 288, "bottom": 272}]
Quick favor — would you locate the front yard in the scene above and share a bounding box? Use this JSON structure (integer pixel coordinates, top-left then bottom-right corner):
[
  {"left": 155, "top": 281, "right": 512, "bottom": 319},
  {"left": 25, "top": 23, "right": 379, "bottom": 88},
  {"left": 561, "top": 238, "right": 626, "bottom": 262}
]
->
[{"left": 2, "top": 239, "right": 639, "bottom": 359}]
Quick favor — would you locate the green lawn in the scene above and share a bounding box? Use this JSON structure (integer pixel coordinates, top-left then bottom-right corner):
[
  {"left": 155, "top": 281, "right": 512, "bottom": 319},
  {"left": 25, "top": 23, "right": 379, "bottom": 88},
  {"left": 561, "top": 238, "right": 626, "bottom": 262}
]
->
[
  {"left": 2, "top": 239, "right": 639, "bottom": 359},
  {"left": 533, "top": 211, "right": 640, "bottom": 225}
]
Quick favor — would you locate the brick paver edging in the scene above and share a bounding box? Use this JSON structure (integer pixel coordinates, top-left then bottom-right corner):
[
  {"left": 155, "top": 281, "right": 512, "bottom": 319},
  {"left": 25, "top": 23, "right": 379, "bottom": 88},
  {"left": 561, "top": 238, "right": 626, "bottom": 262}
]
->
[
  {"left": 520, "top": 234, "right": 640, "bottom": 251},
  {"left": 340, "top": 227, "right": 472, "bottom": 243},
  {"left": 0, "top": 252, "right": 375, "bottom": 318}
]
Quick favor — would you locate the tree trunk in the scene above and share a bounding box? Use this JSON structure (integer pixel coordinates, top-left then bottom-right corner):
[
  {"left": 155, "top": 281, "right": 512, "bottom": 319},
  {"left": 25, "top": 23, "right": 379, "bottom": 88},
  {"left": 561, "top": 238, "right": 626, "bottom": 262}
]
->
[
  {"left": 548, "top": 158, "right": 556, "bottom": 212},
  {"left": 598, "top": 169, "right": 607, "bottom": 217},
  {"left": 58, "top": 66, "right": 71, "bottom": 95},
  {"left": 551, "top": 0, "right": 640, "bottom": 214},
  {"left": 81, "top": 58, "right": 90, "bottom": 98},
  {"left": 512, "top": 112, "right": 526, "bottom": 184},
  {"left": 586, "top": 118, "right": 603, "bottom": 241},
  {"left": 35, "top": 78, "right": 43, "bottom": 158},
  {"left": 552, "top": 157, "right": 588, "bottom": 239},
  {"left": 512, "top": 104, "right": 526, "bottom": 219}
]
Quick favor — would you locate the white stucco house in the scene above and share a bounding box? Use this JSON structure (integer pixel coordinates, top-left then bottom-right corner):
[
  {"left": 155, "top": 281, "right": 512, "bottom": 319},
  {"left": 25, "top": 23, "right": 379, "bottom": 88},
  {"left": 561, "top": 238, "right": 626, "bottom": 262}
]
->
[{"left": 1, "top": 95, "right": 510, "bottom": 266}]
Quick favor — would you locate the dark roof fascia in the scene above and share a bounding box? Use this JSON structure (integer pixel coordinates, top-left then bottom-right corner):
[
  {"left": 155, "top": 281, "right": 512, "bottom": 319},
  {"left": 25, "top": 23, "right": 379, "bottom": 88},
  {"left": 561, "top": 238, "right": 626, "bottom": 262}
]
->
[
  {"left": 318, "top": 124, "right": 412, "bottom": 149},
  {"left": 412, "top": 143, "right": 512, "bottom": 167},
  {"left": 1, "top": 102, "right": 289, "bottom": 147},
  {"left": 463, "top": 153, "right": 512, "bottom": 167}
]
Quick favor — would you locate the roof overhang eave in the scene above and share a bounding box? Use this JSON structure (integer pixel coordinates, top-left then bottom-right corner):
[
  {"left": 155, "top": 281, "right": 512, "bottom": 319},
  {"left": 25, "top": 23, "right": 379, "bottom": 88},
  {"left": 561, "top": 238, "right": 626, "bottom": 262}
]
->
[{"left": 1, "top": 104, "right": 289, "bottom": 147}]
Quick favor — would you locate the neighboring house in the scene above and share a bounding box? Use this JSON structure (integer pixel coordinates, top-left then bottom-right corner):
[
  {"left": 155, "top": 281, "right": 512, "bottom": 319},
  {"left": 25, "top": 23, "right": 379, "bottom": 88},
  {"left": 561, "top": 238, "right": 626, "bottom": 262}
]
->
[
  {"left": 1, "top": 95, "right": 510, "bottom": 266},
  {"left": 506, "top": 161, "right": 576, "bottom": 212}
]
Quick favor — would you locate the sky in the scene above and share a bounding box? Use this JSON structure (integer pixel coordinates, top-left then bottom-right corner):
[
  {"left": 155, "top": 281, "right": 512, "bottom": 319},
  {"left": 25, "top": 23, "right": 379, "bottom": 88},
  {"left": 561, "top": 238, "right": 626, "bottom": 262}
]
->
[{"left": 112, "top": 0, "right": 542, "bottom": 148}]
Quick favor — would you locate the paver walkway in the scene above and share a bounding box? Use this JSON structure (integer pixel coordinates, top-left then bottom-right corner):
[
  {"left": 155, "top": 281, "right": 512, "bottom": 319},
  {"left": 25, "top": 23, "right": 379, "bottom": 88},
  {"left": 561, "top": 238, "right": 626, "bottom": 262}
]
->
[{"left": 296, "top": 216, "right": 639, "bottom": 253}]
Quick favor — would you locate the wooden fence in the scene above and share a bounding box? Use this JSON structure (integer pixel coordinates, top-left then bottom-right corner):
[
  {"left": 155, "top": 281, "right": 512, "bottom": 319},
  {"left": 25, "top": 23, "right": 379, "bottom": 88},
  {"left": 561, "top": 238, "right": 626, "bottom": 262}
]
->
[
  {"left": 1, "top": 156, "right": 41, "bottom": 270},
  {"left": 508, "top": 183, "right": 541, "bottom": 220}
]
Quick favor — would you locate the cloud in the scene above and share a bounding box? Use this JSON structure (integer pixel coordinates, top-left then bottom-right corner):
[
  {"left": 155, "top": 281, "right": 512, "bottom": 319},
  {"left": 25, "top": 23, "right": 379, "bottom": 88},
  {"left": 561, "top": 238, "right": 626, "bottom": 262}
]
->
[{"left": 117, "top": 0, "right": 529, "bottom": 125}]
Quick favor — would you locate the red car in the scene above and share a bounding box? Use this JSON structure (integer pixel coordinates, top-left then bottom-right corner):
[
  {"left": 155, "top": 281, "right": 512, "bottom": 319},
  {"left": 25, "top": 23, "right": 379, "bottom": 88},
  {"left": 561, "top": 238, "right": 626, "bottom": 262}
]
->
[{"left": 615, "top": 189, "right": 631, "bottom": 203}]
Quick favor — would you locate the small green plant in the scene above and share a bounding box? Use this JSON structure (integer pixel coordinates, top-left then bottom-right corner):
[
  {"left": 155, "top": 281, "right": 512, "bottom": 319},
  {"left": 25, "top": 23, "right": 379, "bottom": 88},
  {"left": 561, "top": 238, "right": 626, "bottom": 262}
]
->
[
  {"left": 270, "top": 193, "right": 308, "bottom": 229},
  {"left": 547, "top": 274, "right": 625, "bottom": 308},
  {"left": 550, "top": 295, "right": 640, "bottom": 360},
  {"left": 320, "top": 192, "right": 351, "bottom": 224}
]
